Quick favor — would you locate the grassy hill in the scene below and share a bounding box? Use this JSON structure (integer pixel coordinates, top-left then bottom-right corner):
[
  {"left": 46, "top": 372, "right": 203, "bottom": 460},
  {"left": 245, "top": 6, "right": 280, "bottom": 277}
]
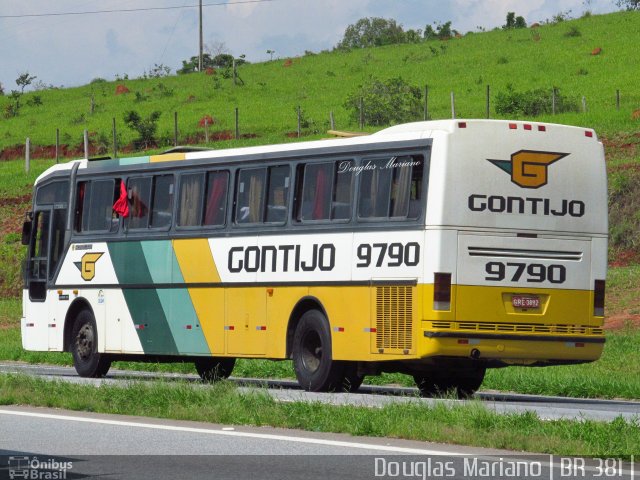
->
[{"left": 1, "top": 11, "right": 639, "bottom": 158}]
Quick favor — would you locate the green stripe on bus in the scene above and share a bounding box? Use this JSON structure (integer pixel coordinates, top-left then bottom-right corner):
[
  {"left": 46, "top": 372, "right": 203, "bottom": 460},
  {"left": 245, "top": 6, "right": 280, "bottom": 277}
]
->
[
  {"left": 108, "top": 242, "right": 179, "bottom": 355},
  {"left": 141, "top": 241, "right": 211, "bottom": 355}
]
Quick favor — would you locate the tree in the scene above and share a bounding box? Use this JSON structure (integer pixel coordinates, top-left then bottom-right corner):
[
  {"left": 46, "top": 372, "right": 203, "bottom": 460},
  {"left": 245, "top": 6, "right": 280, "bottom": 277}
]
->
[
  {"left": 16, "top": 72, "right": 36, "bottom": 93},
  {"left": 337, "top": 17, "right": 406, "bottom": 49},
  {"left": 124, "top": 111, "right": 161, "bottom": 149},
  {"left": 423, "top": 24, "right": 436, "bottom": 40},
  {"left": 436, "top": 21, "right": 453, "bottom": 40},
  {"left": 504, "top": 12, "right": 527, "bottom": 29},
  {"left": 616, "top": 0, "right": 639, "bottom": 9},
  {"left": 266, "top": 49, "right": 275, "bottom": 61}
]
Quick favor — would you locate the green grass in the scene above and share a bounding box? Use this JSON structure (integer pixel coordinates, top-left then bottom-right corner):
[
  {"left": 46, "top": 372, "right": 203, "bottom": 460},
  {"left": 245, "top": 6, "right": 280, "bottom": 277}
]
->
[
  {"left": 0, "top": 374, "right": 637, "bottom": 458},
  {"left": 1, "top": 11, "right": 640, "bottom": 158}
]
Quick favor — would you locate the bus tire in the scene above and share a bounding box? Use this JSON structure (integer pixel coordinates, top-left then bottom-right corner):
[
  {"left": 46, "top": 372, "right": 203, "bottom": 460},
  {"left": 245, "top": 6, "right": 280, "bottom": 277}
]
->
[
  {"left": 70, "top": 310, "right": 111, "bottom": 378},
  {"left": 292, "top": 309, "right": 344, "bottom": 392},
  {"left": 342, "top": 363, "right": 365, "bottom": 392},
  {"left": 195, "top": 357, "right": 236, "bottom": 382}
]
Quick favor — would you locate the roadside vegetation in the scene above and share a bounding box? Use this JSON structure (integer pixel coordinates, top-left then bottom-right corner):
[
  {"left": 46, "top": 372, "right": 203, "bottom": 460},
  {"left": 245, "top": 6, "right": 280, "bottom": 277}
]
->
[{"left": 0, "top": 374, "right": 637, "bottom": 458}]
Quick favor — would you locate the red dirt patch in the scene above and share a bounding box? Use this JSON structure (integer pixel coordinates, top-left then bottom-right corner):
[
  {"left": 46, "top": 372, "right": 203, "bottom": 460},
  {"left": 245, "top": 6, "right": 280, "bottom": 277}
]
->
[
  {"left": 205, "top": 67, "right": 216, "bottom": 75},
  {"left": 198, "top": 115, "right": 216, "bottom": 128},
  {"left": 591, "top": 47, "right": 602, "bottom": 56},
  {"left": 115, "top": 84, "right": 130, "bottom": 95},
  {"left": 605, "top": 312, "right": 640, "bottom": 331},
  {"left": 283, "top": 59, "right": 293, "bottom": 67}
]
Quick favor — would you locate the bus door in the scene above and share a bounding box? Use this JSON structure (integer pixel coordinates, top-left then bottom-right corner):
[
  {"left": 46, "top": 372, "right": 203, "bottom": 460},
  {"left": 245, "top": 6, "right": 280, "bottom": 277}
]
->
[{"left": 25, "top": 207, "right": 67, "bottom": 302}]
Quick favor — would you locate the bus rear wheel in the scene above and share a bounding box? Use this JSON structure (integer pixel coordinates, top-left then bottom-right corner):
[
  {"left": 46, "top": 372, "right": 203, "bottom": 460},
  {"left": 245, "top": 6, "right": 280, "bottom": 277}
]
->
[
  {"left": 71, "top": 310, "right": 111, "bottom": 378},
  {"left": 292, "top": 310, "right": 344, "bottom": 392},
  {"left": 414, "top": 366, "right": 485, "bottom": 399},
  {"left": 195, "top": 357, "right": 236, "bottom": 382}
]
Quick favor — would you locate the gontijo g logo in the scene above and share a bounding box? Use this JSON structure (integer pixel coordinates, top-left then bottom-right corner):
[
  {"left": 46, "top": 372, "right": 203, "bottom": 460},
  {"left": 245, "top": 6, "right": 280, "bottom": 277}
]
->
[
  {"left": 74, "top": 252, "right": 104, "bottom": 281},
  {"left": 488, "top": 150, "right": 568, "bottom": 189}
]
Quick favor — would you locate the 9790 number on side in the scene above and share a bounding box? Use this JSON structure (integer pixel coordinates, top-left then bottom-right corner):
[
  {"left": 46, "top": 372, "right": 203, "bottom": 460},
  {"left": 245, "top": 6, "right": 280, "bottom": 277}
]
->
[{"left": 485, "top": 261, "right": 566, "bottom": 284}]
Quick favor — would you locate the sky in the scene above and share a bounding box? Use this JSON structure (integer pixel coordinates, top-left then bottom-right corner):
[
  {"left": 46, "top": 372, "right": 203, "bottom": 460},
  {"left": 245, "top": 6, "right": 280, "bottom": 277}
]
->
[{"left": 0, "top": 0, "right": 619, "bottom": 91}]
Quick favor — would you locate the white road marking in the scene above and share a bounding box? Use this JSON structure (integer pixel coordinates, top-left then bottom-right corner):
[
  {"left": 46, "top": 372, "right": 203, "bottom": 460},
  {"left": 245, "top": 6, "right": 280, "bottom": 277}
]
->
[{"left": 0, "top": 408, "right": 458, "bottom": 455}]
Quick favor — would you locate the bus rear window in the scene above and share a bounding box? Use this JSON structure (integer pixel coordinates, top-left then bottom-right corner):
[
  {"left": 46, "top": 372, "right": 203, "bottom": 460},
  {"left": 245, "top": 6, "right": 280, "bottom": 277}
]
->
[{"left": 357, "top": 155, "right": 423, "bottom": 220}]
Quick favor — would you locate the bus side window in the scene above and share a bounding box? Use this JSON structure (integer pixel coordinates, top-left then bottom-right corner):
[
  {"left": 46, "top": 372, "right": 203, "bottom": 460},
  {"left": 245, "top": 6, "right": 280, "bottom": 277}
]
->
[
  {"left": 235, "top": 168, "right": 266, "bottom": 224},
  {"left": 265, "top": 166, "right": 289, "bottom": 224},
  {"left": 296, "top": 160, "right": 353, "bottom": 223},
  {"left": 178, "top": 173, "right": 205, "bottom": 227},
  {"left": 150, "top": 175, "right": 174, "bottom": 229},
  {"left": 76, "top": 179, "right": 119, "bottom": 232},
  {"left": 127, "top": 177, "right": 152, "bottom": 229},
  {"left": 357, "top": 155, "right": 424, "bottom": 220},
  {"left": 203, "top": 171, "right": 229, "bottom": 226}
]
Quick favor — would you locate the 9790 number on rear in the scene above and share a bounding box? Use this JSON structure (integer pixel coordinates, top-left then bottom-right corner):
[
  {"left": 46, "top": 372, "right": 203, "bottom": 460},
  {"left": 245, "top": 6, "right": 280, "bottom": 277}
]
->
[{"left": 485, "top": 262, "right": 566, "bottom": 284}]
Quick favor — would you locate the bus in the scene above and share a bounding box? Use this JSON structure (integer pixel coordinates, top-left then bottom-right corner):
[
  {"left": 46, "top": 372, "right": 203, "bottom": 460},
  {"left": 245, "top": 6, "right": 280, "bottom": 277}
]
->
[{"left": 21, "top": 119, "right": 608, "bottom": 396}]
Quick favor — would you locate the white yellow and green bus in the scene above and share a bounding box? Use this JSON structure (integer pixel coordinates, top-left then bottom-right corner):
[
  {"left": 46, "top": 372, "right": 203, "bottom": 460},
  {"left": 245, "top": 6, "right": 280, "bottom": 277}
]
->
[{"left": 21, "top": 119, "right": 608, "bottom": 396}]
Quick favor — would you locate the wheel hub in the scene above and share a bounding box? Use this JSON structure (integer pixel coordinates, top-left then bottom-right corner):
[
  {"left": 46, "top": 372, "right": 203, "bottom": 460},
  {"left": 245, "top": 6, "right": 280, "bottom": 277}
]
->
[{"left": 76, "top": 324, "right": 94, "bottom": 360}]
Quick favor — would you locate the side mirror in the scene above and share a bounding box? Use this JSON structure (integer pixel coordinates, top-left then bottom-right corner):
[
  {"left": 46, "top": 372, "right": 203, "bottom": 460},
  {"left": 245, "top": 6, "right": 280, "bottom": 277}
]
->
[{"left": 21, "top": 213, "right": 32, "bottom": 245}]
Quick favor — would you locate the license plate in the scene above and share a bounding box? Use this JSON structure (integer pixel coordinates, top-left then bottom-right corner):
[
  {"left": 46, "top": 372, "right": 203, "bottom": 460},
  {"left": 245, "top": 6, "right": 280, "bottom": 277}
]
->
[{"left": 512, "top": 295, "right": 540, "bottom": 309}]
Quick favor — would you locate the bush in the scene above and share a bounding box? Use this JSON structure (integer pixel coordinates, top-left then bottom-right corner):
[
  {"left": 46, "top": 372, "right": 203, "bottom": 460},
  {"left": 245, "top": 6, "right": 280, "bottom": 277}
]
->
[
  {"left": 344, "top": 77, "right": 422, "bottom": 126},
  {"left": 494, "top": 85, "right": 579, "bottom": 116},
  {"left": 124, "top": 110, "right": 161, "bottom": 149}
]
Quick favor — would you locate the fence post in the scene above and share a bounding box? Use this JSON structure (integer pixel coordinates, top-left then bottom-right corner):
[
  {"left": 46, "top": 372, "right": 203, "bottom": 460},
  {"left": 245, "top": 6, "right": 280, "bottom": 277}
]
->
[
  {"left": 25, "top": 137, "right": 30, "bottom": 173},
  {"left": 616, "top": 89, "right": 620, "bottom": 111},
  {"left": 174, "top": 111, "right": 178, "bottom": 146},
  {"left": 359, "top": 97, "right": 364, "bottom": 129},
  {"left": 450, "top": 91, "right": 456, "bottom": 119},
  {"left": 55, "top": 128, "right": 59, "bottom": 164},
  {"left": 552, "top": 87, "right": 556, "bottom": 115},
  {"left": 486, "top": 85, "right": 490, "bottom": 119},
  {"left": 424, "top": 85, "right": 429, "bottom": 120},
  {"left": 84, "top": 129, "right": 89, "bottom": 159},
  {"left": 204, "top": 117, "right": 209, "bottom": 143},
  {"left": 235, "top": 107, "right": 239, "bottom": 140},
  {"left": 330, "top": 111, "right": 335, "bottom": 130},
  {"left": 112, "top": 117, "right": 117, "bottom": 159},
  {"left": 582, "top": 96, "right": 587, "bottom": 113}
]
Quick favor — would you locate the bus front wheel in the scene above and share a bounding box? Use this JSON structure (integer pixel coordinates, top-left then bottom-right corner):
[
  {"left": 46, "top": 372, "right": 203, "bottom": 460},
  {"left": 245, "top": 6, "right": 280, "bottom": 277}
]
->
[
  {"left": 292, "top": 310, "right": 344, "bottom": 392},
  {"left": 195, "top": 357, "right": 236, "bottom": 382},
  {"left": 70, "top": 310, "right": 111, "bottom": 378}
]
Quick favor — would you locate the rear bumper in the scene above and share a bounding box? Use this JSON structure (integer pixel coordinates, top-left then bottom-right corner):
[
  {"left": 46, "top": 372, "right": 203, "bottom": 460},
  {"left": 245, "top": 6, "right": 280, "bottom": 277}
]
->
[{"left": 418, "top": 331, "right": 605, "bottom": 364}]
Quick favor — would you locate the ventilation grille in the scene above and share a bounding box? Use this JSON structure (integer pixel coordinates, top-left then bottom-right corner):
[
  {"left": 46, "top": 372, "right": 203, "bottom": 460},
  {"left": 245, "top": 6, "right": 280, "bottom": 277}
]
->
[
  {"left": 376, "top": 286, "right": 413, "bottom": 351},
  {"left": 428, "top": 321, "right": 603, "bottom": 336}
]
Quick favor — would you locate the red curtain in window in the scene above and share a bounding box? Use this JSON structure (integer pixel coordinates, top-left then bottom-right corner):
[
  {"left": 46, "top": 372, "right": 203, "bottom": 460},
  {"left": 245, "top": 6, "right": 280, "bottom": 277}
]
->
[
  {"left": 112, "top": 180, "right": 129, "bottom": 218},
  {"left": 312, "top": 166, "right": 328, "bottom": 220},
  {"left": 204, "top": 174, "right": 227, "bottom": 225}
]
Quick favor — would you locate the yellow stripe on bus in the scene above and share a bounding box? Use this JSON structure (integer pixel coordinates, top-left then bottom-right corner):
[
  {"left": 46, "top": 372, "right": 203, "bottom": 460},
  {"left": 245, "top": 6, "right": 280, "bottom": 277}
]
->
[
  {"left": 149, "top": 153, "right": 186, "bottom": 163},
  {"left": 173, "top": 239, "right": 224, "bottom": 354}
]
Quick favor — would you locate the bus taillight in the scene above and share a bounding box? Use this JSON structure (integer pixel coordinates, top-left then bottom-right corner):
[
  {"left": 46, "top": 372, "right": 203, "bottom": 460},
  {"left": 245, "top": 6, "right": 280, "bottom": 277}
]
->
[
  {"left": 594, "top": 280, "right": 605, "bottom": 317},
  {"left": 434, "top": 273, "right": 452, "bottom": 311}
]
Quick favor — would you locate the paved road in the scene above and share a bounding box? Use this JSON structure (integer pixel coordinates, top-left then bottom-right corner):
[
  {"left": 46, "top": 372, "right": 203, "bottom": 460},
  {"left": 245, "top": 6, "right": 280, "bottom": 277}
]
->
[
  {"left": 0, "top": 406, "right": 636, "bottom": 480},
  {"left": 1, "top": 362, "right": 638, "bottom": 423}
]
